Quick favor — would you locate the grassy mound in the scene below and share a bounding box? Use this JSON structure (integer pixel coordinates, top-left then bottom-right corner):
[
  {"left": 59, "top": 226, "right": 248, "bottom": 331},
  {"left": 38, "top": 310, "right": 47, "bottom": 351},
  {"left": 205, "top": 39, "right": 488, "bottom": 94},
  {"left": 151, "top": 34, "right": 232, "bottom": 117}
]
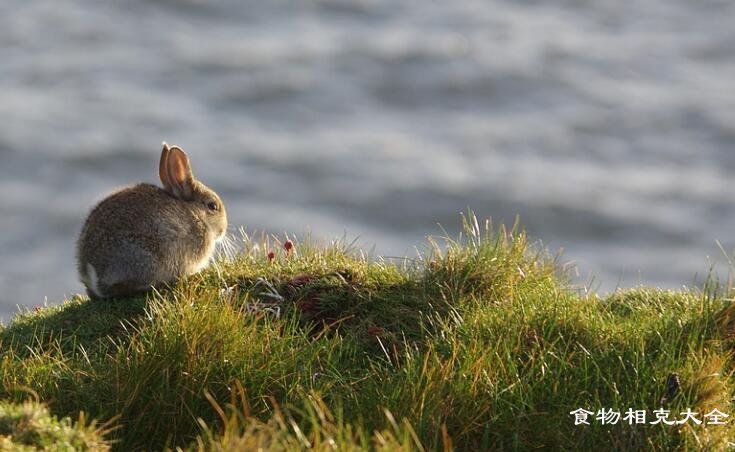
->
[
  {"left": 0, "top": 400, "right": 111, "bottom": 450},
  {"left": 1, "top": 215, "right": 733, "bottom": 450}
]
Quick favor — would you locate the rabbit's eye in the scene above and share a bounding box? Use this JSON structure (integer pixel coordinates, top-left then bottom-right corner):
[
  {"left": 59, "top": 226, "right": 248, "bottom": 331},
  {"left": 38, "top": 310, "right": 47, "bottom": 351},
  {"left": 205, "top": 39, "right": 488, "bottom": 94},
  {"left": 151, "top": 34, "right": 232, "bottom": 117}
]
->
[{"left": 206, "top": 201, "right": 218, "bottom": 211}]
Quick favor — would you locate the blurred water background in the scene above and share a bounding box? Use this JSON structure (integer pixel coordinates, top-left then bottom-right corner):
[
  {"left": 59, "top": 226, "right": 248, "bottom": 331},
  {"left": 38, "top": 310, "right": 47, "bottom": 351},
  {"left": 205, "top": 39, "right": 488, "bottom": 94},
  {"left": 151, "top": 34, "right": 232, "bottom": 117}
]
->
[{"left": 1, "top": 0, "right": 734, "bottom": 321}]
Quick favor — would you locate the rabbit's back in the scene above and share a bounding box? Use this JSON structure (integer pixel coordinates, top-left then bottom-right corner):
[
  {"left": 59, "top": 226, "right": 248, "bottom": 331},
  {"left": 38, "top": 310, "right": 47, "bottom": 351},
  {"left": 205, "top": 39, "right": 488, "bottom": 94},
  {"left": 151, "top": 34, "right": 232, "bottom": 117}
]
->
[{"left": 77, "top": 183, "right": 210, "bottom": 297}]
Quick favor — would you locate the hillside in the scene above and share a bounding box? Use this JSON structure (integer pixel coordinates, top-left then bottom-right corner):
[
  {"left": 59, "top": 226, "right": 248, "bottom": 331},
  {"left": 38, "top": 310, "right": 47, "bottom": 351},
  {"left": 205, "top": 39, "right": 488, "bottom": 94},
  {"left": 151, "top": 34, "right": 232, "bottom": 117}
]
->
[{"left": 1, "top": 215, "right": 733, "bottom": 450}]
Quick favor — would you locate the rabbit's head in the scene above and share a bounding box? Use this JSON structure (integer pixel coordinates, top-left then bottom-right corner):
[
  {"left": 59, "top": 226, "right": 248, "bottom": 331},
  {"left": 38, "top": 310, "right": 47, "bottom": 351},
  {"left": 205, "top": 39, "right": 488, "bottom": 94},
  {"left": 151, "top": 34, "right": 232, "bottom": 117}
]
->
[{"left": 159, "top": 142, "right": 228, "bottom": 242}]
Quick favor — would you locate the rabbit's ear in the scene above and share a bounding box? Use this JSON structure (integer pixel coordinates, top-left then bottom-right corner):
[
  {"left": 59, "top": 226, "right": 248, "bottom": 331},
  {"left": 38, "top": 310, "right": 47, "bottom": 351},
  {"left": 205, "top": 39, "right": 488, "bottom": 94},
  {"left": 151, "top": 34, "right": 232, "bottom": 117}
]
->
[
  {"left": 166, "top": 146, "right": 195, "bottom": 200},
  {"left": 159, "top": 142, "right": 172, "bottom": 192}
]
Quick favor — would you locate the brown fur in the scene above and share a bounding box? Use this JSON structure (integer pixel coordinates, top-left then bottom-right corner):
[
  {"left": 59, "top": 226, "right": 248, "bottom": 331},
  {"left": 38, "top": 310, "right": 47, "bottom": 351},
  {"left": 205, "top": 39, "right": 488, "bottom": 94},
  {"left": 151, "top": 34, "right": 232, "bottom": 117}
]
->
[{"left": 76, "top": 143, "right": 227, "bottom": 299}]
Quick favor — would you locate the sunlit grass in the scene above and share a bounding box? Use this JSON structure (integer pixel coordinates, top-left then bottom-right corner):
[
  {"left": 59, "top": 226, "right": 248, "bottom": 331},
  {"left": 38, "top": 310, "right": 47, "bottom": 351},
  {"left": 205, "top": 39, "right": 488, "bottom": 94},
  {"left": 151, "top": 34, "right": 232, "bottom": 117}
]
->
[
  {"left": 1, "top": 213, "right": 733, "bottom": 450},
  {"left": 0, "top": 399, "right": 113, "bottom": 450}
]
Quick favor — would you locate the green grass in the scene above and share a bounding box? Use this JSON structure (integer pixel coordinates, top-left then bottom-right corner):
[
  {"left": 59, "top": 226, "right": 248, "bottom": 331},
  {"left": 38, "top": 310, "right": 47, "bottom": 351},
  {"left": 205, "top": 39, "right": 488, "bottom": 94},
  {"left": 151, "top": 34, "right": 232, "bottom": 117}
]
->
[
  {"left": 1, "top": 214, "right": 734, "bottom": 450},
  {"left": 0, "top": 399, "right": 112, "bottom": 450}
]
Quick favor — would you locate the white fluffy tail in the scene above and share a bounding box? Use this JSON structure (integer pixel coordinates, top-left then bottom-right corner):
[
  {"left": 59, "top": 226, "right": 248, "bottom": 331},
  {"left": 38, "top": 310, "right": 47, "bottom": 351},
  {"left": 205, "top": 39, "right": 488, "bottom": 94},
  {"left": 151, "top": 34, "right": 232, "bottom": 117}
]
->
[{"left": 83, "top": 263, "right": 103, "bottom": 298}]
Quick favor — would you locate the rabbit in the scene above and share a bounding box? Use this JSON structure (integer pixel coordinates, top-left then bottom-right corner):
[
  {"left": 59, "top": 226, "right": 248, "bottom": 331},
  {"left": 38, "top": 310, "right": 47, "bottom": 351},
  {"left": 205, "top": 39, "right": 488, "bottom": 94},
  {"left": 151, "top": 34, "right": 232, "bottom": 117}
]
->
[{"left": 76, "top": 142, "right": 227, "bottom": 299}]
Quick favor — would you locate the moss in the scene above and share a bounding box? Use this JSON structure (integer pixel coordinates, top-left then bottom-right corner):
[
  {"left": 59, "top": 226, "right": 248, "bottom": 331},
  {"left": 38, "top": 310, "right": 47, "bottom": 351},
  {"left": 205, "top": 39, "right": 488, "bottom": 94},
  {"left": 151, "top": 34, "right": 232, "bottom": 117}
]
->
[{"left": 0, "top": 400, "right": 110, "bottom": 451}]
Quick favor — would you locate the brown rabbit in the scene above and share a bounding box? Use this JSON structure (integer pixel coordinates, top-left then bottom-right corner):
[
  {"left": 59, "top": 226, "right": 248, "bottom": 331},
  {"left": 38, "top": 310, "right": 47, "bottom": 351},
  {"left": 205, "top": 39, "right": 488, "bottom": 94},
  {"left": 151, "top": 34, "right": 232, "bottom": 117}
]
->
[{"left": 76, "top": 143, "right": 228, "bottom": 299}]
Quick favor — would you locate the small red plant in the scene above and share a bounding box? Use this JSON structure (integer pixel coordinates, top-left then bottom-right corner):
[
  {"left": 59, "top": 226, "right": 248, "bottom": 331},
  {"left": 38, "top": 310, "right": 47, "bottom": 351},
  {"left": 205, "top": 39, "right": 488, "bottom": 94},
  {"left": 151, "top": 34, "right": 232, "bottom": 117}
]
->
[
  {"left": 290, "top": 273, "right": 312, "bottom": 286},
  {"left": 296, "top": 295, "right": 319, "bottom": 314},
  {"left": 284, "top": 239, "right": 294, "bottom": 255},
  {"left": 267, "top": 251, "right": 275, "bottom": 262},
  {"left": 367, "top": 326, "right": 384, "bottom": 337}
]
